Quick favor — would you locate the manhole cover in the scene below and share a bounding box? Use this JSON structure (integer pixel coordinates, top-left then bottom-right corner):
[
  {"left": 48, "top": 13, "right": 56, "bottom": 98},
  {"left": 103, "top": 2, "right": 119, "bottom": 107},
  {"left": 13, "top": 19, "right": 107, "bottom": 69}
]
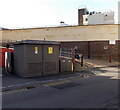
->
[{"left": 51, "top": 82, "right": 81, "bottom": 89}]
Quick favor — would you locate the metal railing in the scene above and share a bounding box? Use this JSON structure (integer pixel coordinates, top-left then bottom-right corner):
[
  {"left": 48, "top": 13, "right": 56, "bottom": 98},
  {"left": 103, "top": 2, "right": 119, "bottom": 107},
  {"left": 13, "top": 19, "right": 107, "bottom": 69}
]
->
[
  {"left": 60, "top": 50, "right": 84, "bottom": 67},
  {"left": 59, "top": 51, "right": 72, "bottom": 58}
]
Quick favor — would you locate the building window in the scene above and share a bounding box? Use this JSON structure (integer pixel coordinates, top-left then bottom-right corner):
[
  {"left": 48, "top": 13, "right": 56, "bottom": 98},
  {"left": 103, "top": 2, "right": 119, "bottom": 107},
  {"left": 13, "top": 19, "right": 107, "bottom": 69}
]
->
[{"left": 85, "top": 18, "right": 88, "bottom": 21}]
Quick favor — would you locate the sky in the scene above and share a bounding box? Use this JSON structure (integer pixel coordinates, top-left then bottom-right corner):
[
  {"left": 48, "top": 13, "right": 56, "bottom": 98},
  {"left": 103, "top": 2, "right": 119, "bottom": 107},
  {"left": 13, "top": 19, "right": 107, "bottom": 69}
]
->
[{"left": 0, "top": 0, "right": 119, "bottom": 29}]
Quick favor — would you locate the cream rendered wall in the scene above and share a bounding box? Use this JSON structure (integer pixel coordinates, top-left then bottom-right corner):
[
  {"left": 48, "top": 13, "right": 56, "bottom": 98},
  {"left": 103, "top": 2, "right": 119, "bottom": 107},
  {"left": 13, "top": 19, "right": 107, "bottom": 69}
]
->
[
  {"left": 88, "top": 13, "right": 104, "bottom": 25},
  {"left": 2, "top": 24, "right": 119, "bottom": 42},
  {"left": 83, "top": 15, "right": 89, "bottom": 25},
  {"left": 103, "top": 12, "right": 114, "bottom": 24}
]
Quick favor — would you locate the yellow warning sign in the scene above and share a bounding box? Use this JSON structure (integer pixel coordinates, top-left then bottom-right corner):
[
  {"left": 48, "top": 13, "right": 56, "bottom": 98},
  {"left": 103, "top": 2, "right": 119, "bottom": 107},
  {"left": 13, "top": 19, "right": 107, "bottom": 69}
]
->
[
  {"left": 48, "top": 47, "right": 53, "bottom": 54},
  {"left": 35, "top": 47, "right": 38, "bottom": 54}
]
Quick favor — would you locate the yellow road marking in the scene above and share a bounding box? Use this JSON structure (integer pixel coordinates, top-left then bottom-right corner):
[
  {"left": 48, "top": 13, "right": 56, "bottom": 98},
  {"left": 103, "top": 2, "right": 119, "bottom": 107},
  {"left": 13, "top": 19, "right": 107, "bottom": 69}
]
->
[
  {"left": 83, "top": 75, "right": 90, "bottom": 78},
  {"left": 3, "top": 80, "right": 71, "bottom": 95},
  {"left": 3, "top": 88, "right": 28, "bottom": 95},
  {"left": 42, "top": 80, "right": 71, "bottom": 87}
]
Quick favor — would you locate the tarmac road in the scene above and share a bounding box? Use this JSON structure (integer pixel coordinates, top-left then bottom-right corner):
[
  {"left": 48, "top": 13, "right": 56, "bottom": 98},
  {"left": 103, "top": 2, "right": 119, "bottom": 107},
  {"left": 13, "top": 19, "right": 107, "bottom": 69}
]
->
[{"left": 2, "top": 66, "right": 119, "bottom": 109}]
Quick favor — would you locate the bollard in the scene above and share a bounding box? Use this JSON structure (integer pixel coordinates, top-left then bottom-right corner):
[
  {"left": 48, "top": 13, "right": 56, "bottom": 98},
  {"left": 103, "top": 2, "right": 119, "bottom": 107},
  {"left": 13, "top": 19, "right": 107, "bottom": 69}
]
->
[
  {"left": 109, "top": 56, "right": 112, "bottom": 63},
  {"left": 72, "top": 48, "right": 75, "bottom": 72}
]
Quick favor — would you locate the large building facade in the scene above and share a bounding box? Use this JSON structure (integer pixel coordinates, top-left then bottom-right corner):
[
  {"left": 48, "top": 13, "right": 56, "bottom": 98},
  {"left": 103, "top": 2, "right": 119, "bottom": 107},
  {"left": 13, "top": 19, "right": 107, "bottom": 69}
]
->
[{"left": 0, "top": 24, "right": 119, "bottom": 61}]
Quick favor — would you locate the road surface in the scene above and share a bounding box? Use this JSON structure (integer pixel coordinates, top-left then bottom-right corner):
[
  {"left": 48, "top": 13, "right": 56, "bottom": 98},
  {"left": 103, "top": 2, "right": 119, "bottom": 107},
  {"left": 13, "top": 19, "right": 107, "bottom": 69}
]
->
[{"left": 2, "top": 66, "right": 119, "bottom": 109}]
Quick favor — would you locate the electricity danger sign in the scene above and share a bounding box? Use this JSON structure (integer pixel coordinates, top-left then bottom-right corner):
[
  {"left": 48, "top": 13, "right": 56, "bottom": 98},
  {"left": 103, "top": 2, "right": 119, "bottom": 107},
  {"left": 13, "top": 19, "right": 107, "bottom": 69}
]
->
[{"left": 48, "top": 47, "right": 53, "bottom": 54}]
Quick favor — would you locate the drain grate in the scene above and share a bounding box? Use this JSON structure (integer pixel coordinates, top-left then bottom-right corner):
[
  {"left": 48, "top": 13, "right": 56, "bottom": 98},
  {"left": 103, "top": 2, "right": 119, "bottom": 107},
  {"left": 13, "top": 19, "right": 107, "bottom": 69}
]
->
[{"left": 51, "top": 82, "right": 81, "bottom": 89}]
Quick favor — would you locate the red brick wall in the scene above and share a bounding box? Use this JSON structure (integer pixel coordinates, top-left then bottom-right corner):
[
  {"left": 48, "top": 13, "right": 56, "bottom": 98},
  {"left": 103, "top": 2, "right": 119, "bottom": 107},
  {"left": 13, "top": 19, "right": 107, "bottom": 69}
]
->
[
  {"left": 61, "top": 40, "right": 120, "bottom": 61},
  {"left": 78, "top": 9, "right": 85, "bottom": 25}
]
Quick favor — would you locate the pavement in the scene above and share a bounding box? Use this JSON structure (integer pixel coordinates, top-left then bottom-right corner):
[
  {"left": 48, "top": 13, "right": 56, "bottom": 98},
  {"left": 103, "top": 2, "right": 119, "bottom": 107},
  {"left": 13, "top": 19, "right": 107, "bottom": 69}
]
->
[
  {"left": 1, "top": 58, "right": 119, "bottom": 92},
  {"left": 84, "top": 58, "right": 120, "bottom": 68},
  {"left": 2, "top": 72, "right": 85, "bottom": 92}
]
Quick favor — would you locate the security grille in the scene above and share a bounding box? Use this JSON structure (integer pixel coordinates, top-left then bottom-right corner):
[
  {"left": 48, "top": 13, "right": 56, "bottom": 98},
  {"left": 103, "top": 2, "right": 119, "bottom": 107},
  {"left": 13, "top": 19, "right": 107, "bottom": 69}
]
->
[
  {"left": 28, "top": 63, "right": 42, "bottom": 74},
  {"left": 44, "top": 62, "right": 56, "bottom": 73}
]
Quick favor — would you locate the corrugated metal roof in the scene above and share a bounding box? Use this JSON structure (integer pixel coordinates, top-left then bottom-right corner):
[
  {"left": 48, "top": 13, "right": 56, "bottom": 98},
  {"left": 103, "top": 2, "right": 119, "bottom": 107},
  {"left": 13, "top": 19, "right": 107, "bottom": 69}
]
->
[{"left": 13, "top": 40, "right": 61, "bottom": 45}]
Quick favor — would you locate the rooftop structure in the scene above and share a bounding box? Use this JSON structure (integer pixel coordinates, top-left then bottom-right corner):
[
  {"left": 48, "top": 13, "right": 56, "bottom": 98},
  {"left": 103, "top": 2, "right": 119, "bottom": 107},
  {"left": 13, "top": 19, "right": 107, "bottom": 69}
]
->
[{"left": 78, "top": 8, "right": 115, "bottom": 25}]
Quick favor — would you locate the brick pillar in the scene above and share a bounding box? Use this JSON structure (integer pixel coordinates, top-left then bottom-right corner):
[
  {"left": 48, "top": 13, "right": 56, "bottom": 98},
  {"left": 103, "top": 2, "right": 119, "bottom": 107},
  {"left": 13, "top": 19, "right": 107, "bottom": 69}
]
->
[{"left": 78, "top": 8, "right": 86, "bottom": 25}]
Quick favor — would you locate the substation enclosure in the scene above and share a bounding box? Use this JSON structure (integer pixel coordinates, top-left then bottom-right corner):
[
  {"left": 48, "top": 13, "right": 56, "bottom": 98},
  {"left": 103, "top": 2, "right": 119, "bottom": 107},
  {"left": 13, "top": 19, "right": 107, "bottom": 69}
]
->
[{"left": 13, "top": 40, "right": 61, "bottom": 78}]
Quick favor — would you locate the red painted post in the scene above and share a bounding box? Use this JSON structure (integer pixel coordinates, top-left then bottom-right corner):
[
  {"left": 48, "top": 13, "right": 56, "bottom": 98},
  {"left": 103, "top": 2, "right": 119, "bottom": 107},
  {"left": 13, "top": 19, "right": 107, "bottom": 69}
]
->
[
  {"left": 109, "top": 56, "right": 112, "bottom": 63},
  {"left": 72, "top": 48, "right": 75, "bottom": 72}
]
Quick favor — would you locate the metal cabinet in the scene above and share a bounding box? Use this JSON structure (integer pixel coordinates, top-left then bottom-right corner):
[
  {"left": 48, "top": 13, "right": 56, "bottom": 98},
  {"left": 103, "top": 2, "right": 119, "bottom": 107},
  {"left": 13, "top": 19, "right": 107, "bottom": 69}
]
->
[
  {"left": 60, "top": 59, "right": 66, "bottom": 72},
  {"left": 60, "top": 58, "right": 73, "bottom": 73},
  {"left": 66, "top": 59, "right": 73, "bottom": 72}
]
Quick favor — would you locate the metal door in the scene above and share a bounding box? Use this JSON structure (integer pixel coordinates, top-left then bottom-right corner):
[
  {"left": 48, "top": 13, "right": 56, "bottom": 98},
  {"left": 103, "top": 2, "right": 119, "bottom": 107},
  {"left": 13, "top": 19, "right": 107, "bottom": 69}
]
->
[
  {"left": 43, "top": 45, "right": 59, "bottom": 75},
  {"left": 60, "top": 59, "right": 66, "bottom": 72},
  {"left": 66, "top": 59, "right": 73, "bottom": 72},
  {"left": 25, "top": 45, "right": 43, "bottom": 77}
]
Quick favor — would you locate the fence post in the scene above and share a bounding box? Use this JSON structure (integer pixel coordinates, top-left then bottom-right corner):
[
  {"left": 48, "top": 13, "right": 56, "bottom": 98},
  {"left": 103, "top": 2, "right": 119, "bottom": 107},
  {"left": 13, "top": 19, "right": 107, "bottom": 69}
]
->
[{"left": 60, "top": 47, "right": 62, "bottom": 56}]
